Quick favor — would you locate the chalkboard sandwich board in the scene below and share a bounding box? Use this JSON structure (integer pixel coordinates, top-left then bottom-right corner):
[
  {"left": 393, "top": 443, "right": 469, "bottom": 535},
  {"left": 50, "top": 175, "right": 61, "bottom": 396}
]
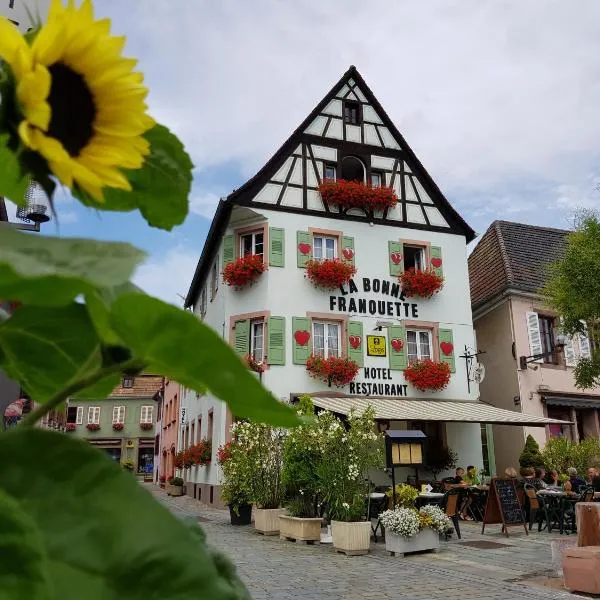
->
[{"left": 481, "top": 478, "right": 528, "bottom": 537}]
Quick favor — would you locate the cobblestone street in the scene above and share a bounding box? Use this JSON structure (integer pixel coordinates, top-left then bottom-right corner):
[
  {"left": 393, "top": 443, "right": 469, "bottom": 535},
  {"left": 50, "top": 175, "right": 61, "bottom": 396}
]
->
[{"left": 149, "top": 486, "right": 576, "bottom": 600}]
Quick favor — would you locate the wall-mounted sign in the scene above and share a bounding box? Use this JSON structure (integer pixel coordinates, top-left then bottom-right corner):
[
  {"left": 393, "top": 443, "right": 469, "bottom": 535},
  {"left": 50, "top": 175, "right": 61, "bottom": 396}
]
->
[
  {"left": 367, "top": 335, "right": 386, "bottom": 357},
  {"left": 349, "top": 368, "right": 408, "bottom": 397}
]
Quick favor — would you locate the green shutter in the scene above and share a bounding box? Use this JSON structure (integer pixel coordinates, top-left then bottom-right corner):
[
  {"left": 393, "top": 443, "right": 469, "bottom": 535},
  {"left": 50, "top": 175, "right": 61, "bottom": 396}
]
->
[
  {"left": 347, "top": 320, "right": 363, "bottom": 367},
  {"left": 438, "top": 328, "right": 455, "bottom": 372},
  {"left": 388, "top": 325, "right": 407, "bottom": 371},
  {"left": 292, "top": 316, "right": 312, "bottom": 364},
  {"left": 223, "top": 235, "right": 235, "bottom": 267},
  {"left": 388, "top": 241, "right": 403, "bottom": 276},
  {"left": 267, "top": 316, "right": 285, "bottom": 365},
  {"left": 233, "top": 319, "right": 250, "bottom": 358},
  {"left": 269, "top": 228, "right": 285, "bottom": 267},
  {"left": 430, "top": 246, "right": 443, "bottom": 277},
  {"left": 297, "top": 231, "right": 312, "bottom": 268},
  {"left": 341, "top": 236, "right": 355, "bottom": 266}
]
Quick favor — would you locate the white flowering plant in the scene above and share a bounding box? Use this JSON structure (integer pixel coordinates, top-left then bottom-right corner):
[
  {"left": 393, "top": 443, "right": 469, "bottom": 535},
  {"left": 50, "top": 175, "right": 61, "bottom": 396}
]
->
[
  {"left": 380, "top": 505, "right": 452, "bottom": 538},
  {"left": 419, "top": 505, "right": 453, "bottom": 534}
]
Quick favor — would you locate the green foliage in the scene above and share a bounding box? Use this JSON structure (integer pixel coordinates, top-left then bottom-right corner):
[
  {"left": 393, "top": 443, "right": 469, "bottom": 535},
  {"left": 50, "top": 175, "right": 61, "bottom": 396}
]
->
[
  {"left": 426, "top": 444, "right": 458, "bottom": 479},
  {"left": 519, "top": 434, "right": 545, "bottom": 468},
  {"left": 121, "top": 459, "right": 135, "bottom": 471},
  {"left": 542, "top": 436, "right": 600, "bottom": 474},
  {"left": 544, "top": 212, "right": 600, "bottom": 388},
  {"left": 385, "top": 484, "right": 419, "bottom": 509},
  {"left": 0, "top": 134, "right": 29, "bottom": 205},
  {"left": 169, "top": 476, "right": 184, "bottom": 486}
]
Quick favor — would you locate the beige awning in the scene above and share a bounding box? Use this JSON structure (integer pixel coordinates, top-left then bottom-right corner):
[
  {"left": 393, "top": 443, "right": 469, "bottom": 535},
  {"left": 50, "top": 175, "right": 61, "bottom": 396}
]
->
[{"left": 310, "top": 396, "right": 570, "bottom": 427}]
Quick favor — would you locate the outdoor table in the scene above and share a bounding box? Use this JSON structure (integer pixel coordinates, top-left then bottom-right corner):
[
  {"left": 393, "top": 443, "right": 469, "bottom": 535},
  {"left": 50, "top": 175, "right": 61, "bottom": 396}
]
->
[
  {"left": 537, "top": 490, "right": 580, "bottom": 533},
  {"left": 366, "top": 493, "right": 387, "bottom": 542},
  {"left": 415, "top": 492, "right": 445, "bottom": 509}
]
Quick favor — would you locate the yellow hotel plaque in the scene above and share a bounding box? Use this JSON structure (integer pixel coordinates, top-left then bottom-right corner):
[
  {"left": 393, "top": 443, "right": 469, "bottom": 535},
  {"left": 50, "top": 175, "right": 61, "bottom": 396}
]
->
[{"left": 367, "top": 335, "right": 386, "bottom": 357}]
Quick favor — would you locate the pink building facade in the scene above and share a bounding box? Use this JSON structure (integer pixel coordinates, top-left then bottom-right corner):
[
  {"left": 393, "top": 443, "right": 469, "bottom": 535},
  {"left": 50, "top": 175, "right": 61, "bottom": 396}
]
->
[{"left": 158, "top": 378, "right": 180, "bottom": 481}]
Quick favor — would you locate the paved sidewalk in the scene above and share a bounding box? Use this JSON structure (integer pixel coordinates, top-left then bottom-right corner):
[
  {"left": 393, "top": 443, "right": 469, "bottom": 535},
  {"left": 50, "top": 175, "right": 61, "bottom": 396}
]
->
[{"left": 148, "top": 485, "right": 576, "bottom": 600}]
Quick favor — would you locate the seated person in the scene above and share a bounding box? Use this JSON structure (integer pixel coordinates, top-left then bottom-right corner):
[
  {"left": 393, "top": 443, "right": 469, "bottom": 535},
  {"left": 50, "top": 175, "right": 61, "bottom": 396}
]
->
[
  {"left": 585, "top": 467, "right": 598, "bottom": 485},
  {"left": 504, "top": 467, "right": 518, "bottom": 479},
  {"left": 463, "top": 465, "right": 481, "bottom": 486},
  {"left": 567, "top": 467, "right": 586, "bottom": 493},
  {"left": 452, "top": 467, "right": 465, "bottom": 484},
  {"left": 531, "top": 467, "right": 548, "bottom": 490},
  {"left": 545, "top": 469, "right": 560, "bottom": 487},
  {"left": 593, "top": 475, "right": 600, "bottom": 492}
]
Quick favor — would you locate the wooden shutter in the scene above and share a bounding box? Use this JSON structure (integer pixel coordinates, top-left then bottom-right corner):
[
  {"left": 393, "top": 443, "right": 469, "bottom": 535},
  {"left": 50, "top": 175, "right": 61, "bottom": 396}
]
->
[
  {"left": 347, "top": 320, "right": 363, "bottom": 367},
  {"left": 430, "top": 246, "right": 443, "bottom": 277},
  {"left": 297, "top": 231, "right": 311, "bottom": 267},
  {"left": 76, "top": 406, "right": 83, "bottom": 424},
  {"left": 292, "top": 316, "right": 312, "bottom": 364},
  {"left": 388, "top": 325, "right": 407, "bottom": 370},
  {"left": 341, "top": 236, "right": 355, "bottom": 266},
  {"left": 269, "top": 228, "right": 285, "bottom": 267},
  {"left": 267, "top": 316, "right": 286, "bottom": 365},
  {"left": 222, "top": 235, "right": 235, "bottom": 266},
  {"left": 579, "top": 320, "right": 592, "bottom": 359},
  {"left": 388, "top": 241, "right": 403, "bottom": 276},
  {"left": 564, "top": 336, "right": 577, "bottom": 367},
  {"left": 233, "top": 319, "right": 250, "bottom": 358},
  {"left": 438, "top": 328, "right": 456, "bottom": 373},
  {"left": 525, "top": 312, "right": 543, "bottom": 363}
]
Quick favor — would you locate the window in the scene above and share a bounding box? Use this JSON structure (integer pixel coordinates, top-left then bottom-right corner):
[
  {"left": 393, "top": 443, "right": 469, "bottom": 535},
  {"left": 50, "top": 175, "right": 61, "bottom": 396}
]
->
[
  {"left": 66, "top": 406, "right": 77, "bottom": 424},
  {"left": 313, "top": 235, "right": 337, "bottom": 261},
  {"left": 197, "top": 416, "right": 202, "bottom": 439},
  {"left": 539, "top": 315, "right": 558, "bottom": 364},
  {"left": 200, "top": 287, "right": 207, "bottom": 317},
  {"left": 122, "top": 376, "right": 134, "bottom": 388},
  {"left": 406, "top": 330, "right": 432, "bottom": 365},
  {"left": 251, "top": 319, "right": 264, "bottom": 362},
  {"left": 344, "top": 100, "right": 360, "bottom": 125},
  {"left": 403, "top": 245, "right": 425, "bottom": 272},
  {"left": 211, "top": 263, "right": 218, "bottom": 300},
  {"left": 324, "top": 164, "right": 336, "bottom": 181},
  {"left": 240, "top": 231, "right": 264, "bottom": 259},
  {"left": 313, "top": 321, "right": 340, "bottom": 358},
  {"left": 190, "top": 422, "right": 195, "bottom": 445},
  {"left": 112, "top": 405, "right": 125, "bottom": 424},
  {"left": 341, "top": 156, "right": 365, "bottom": 182},
  {"left": 371, "top": 172, "right": 382, "bottom": 187},
  {"left": 140, "top": 405, "right": 154, "bottom": 424},
  {"left": 76, "top": 406, "right": 83, "bottom": 425},
  {"left": 87, "top": 406, "right": 100, "bottom": 425},
  {"left": 208, "top": 410, "right": 214, "bottom": 441}
]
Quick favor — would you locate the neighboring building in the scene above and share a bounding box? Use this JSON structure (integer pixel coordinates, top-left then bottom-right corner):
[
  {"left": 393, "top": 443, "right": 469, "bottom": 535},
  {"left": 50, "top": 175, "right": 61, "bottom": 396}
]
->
[
  {"left": 66, "top": 374, "right": 163, "bottom": 475},
  {"left": 182, "top": 66, "right": 561, "bottom": 505},
  {"left": 158, "top": 378, "right": 181, "bottom": 481},
  {"left": 469, "top": 220, "right": 599, "bottom": 473}
]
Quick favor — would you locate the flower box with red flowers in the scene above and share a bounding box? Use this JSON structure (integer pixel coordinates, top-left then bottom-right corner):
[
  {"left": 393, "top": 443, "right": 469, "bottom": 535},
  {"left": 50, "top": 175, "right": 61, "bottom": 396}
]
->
[
  {"left": 139, "top": 422, "right": 153, "bottom": 431},
  {"left": 306, "top": 354, "right": 360, "bottom": 387},
  {"left": 305, "top": 258, "right": 356, "bottom": 290},
  {"left": 65, "top": 423, "right": 77, "bottom": 432},
  {"left": 400, "top": 268, "right": 444, "bottom": 299},
  {"left": 318, "top": 179, "right": 398, "bottom": 213},
  {"left": 404, "top": 359, "right": 451, "bottom": 392},
  {"left": 187, "top": 439, "right": 212, "bottom": 466},
  {"left": 217, "top": 442, "right": 233, "bottom": 465},
  {"left": 222, "top": 254, "right": 267, "bottom": 288},
  {"left": 245, "top": 354, "right": 266, "bottom": 373},
  {"left": 174, "top": 450, "right": 186, "bottom": 469},
  {"left": 112, "top": 422, "right": 124, "bottom": 431},
  {"left": 86, "top": 423, "right": 100, "bottom": 431}
]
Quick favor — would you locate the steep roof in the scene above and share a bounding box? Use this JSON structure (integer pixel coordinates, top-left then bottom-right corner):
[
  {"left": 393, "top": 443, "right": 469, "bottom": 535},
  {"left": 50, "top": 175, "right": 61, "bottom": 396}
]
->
[
  {"left": 109, "top": 374, "right": 164, "bottom": 399},
  {"left": 469, "top": 220, "right": 569, "bottom": 311}
]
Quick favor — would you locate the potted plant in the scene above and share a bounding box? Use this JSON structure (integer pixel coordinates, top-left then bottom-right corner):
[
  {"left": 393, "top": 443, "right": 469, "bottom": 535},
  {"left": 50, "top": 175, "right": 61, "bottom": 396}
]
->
[
  {"left": 121, "top": 459, "right": 135, "bottom": 472},
  {"left": 86, "top": 423, "right": 100, "bottom": 431},
  {"left": 187, "top": 439, "right": 212, "bottom": 466},
  {"left": 317, "top": 406, "right": 384, "bottom": 555},
  {"left": 385, "top": 484, "right": 419, "bottom": 509},
  {"left": 222, "top": 254, "right": 266, "bottom": 289},
  {"left": 166, "top": 476, "right": 184, "bottom": 497},
  {"left": 245, "top": 354, "right": 266, "bottom": 374},
  {"left": 305, "top": 258, "right": 356, "bottom": 290},
  {"left": 404, "top": 360, "right": 451, "bottom": 392},
  {"left": 426, "top": 445, "right": 458, "bottom": 480},
  {"left": 140, "top": 422, "right": 153, "bottom": 431},
  {"left": 159, "top": 474, "right": 166, "bottom": 488},
  {"left": 380, "top": 505, "right": 452, "bottom": 557},
  {"left": 400, "top": 268, "right": 444, "bottom": 298},
  {"left": 112, "top": 422, "right": 124, "bottom": 431},
  {"left": 65, "top": 423, "right": 76, "bottom": 432},
  {"left": 218, "top": 439, "right": 252, "bottom": 525},
  {"left": 306, "top": 354, "right": 360, "bottom": 387},
  {"left": 318, "top": 179, "right": 398, "bottom": 213}
]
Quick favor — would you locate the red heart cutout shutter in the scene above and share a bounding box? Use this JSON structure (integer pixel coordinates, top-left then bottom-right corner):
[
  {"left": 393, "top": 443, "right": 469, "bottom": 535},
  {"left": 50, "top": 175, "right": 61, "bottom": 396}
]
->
[
  {"left": 294, "top": 330, "right": 310, "bottom": 346},
  {"left": 440, "top": 342, "right": 453, "bottom": 356}
]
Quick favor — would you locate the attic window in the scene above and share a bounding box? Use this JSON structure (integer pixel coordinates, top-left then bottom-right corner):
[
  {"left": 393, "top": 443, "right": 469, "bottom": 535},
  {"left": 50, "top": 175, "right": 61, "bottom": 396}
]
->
[
  {"left": 344, "top": 100, "right": 361, "bottom": 125},
  {"left": 122, "top": 376, "right": 134, "bottom": 388}
]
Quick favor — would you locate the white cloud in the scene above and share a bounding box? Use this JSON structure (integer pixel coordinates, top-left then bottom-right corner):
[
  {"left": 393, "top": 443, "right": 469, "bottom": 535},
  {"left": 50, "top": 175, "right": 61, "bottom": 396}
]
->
[{"left": 189, "top": 192, "right": 221, "bottom": 219}]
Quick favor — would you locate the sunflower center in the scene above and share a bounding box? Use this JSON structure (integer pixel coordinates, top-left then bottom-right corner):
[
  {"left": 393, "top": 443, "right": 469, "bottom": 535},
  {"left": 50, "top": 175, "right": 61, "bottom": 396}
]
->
[{"left": 47, "top": 63, "right": 96, "bottom": 157}]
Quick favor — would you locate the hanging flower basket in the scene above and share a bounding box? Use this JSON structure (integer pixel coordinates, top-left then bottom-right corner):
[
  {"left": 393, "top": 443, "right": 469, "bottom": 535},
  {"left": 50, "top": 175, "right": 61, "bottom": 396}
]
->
[
  {"left": 400, "top": 268, "right": 444, "bottom": 299},
  {"left": 222, "top": 254, "right": 266, "bottom": 288},
  {"left": 305, "top": 258, "right": 356, "bottom": 290},
  {"left": 112, "top": 422, "right": 124, "bottom": 431},
  {"left": 318, "top": 179, "right": 398, "bottom": 213},
  {"left": 187, "top": 439, "right": 212, "bottom": 466},
  {"left": 65, "top": 423, "right": 76, "bottom": 432},
  {"left": 404, "top": 360, "right": 451, "bottom": 392},
  {"left": 86, "top": 423, "right": 100, "bottom": 431},
  {"left": 306, "top": 354, "right": 360, "bottom": 387},
  {"left": 139, "top": 422, "right": 153, "bottom": 431},
  {"left": 245, "top": 354, "right": 266, "bottom": 373}
]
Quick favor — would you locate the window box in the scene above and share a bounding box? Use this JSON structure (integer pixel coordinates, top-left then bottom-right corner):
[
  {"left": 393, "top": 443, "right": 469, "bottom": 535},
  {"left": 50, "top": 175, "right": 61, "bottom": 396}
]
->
[
  {"left": 245, "top": 353, "right": 266, "bottom": 373},
  {"left": 65, "top": 423, "right": 76, "bottom": 432},
  {"left": 140, "top": 422, "right": 153, "bottom": 431},
  {"left": 306, "top": 258, "right": 356, "bottom": 290},
  {"left": 400, "top": 268, "right": 444, "bottom": 299},
  {"left": 318, "top": 179, "right": 398, "bottom": 213},
  {"left": 222, "top": 254, "right": 267, "bottom": 288},
  {"left": 306, "top": 354, "right": 360, "bottom": 387},
  {"left": 186, "top": 439, "right": 212, "bottom": 466},
  {"left": 86, "top": 423, "right": 100, "bottom": 431},
  {"left": 404, "top": 360, "right": 451, "bottom": 392},
  {"left": 112, "top": 422, "right": 124, "bottom": 431}
]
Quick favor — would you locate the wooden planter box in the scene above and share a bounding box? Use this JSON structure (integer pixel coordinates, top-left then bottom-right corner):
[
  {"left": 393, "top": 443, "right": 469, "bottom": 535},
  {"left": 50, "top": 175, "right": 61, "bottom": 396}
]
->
[
  {"left": 166, "top": 484, "right": 183, "bottom": 497},
  {"left": 385, "top": 528, "right": 440, "bottom": 557},
  {"left": 331, "top": 521, "right": 371, "bottom": 556},
  {"left": 279, "top": 515, "right": 322, "bottom": 542},
  {"left": 564, "top": 547, "right": 600, "bottom": 594},
  {"left": 254, "top": 508, "right": 286, "bottom": 535}
]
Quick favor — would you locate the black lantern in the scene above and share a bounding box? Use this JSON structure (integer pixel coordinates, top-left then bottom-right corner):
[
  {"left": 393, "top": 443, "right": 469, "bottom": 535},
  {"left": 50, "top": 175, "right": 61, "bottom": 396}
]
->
[
  {"left": 384, "top": 430, "right": 426, "bottom": 508},
  {"left": 16, "top": 181, "right": 51, "bottom": 223}
]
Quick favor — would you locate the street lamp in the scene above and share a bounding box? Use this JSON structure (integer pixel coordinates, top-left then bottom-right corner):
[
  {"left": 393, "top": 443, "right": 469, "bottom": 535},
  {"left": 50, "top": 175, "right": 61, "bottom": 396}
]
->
[{"left": 384, "top": 430, "right": 426, "bottom": 508}]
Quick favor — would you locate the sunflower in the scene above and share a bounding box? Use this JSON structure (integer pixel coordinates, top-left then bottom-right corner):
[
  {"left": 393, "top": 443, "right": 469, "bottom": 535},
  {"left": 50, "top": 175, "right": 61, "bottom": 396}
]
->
[{"left": 0, "top": 0, "right": 154, "bottom": 201}]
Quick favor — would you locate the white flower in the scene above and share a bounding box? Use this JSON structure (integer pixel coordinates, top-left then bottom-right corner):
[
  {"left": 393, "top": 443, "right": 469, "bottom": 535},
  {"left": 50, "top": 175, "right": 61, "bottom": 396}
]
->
[
  {"left": 380, "top": 508, "right": 420, "bottom": 538},
  {"left": 342, "top": 502, "right": 350, "bottom": 509},
  {"left": 419, "top": 505, "right": 453, "bottom": 534}
]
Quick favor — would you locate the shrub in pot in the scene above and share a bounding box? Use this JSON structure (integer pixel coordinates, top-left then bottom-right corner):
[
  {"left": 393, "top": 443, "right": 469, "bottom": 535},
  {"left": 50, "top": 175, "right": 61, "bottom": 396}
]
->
[
  {"left": 519, "top": 434, "right": 544, "bottom": 469},
  {"left": 121, "top": 459, "right": 135, "bottom": 472},
  {"left": 166, "top": 476, "right": 184, "bottom": 497},
  {"left": 218, "top": 439, "right": 252, "bottom": 525}
]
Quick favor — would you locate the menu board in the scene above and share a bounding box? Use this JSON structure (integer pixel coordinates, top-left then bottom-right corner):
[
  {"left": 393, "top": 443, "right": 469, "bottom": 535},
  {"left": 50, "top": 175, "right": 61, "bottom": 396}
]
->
[{"left": 481, "top": 478, "right": 528, "bottom": 537}]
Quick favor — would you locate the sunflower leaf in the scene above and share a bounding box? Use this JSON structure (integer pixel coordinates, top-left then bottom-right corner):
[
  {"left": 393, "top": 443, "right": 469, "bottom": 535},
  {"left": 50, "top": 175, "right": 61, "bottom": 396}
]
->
[
  {"left": 0, "top": 225, "right": 146, "bottom": 306},
  {"left": 0, "top": 134, "right": 30, "bottom": 205},
  {"left": 109, "top": 292, "right": 300, "bottom": 426},
  {"left": 0, "top": 429, "right": 249, "bottom": 600}
]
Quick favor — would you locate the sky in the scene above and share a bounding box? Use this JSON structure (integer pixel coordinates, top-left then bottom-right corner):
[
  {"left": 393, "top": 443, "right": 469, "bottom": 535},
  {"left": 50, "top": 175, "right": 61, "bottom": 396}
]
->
[{"left": 6, "top": 0, "right": 600, "bottom": 305}]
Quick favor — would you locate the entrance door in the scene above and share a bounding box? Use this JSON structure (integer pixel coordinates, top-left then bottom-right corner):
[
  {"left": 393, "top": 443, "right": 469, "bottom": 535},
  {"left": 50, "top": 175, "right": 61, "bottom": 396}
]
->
[{"left": 137, "top": 447, "right": 154, "bottom": 474}]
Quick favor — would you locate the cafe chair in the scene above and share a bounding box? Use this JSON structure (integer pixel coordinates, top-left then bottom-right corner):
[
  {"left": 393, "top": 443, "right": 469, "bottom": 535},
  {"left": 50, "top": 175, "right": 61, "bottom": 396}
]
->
[
  {"left": 523, "top": 484, "right": 545, "bottom": 531},
  {"left": 441, "top": 477, "right": 456, "bottom": 492},
  {"left": 581, "top": 486, "right": 595, "bottom": 503},
  {"left": 442, "top": 488, "right": 462, "bottom": 539}
]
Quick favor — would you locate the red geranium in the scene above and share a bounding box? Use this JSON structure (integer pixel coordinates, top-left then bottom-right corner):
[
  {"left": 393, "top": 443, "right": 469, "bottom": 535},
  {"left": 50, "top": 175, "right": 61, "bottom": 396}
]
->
[
  {"left": 217, "top": 442, "right": 233, "bottom": 465},
  {"left": 222, "top": 254, "right": 266, "bottom": 288},
  {"left": 65, "top": 423, "right": 76, "bottom": 432},
  {"left": 306, "top": 354, "right": 360, "bottom": 387},
  {"left": 174, "top": 450, "right": 185, "bottom": 469},
  {"left": 112, "top": 422, "right": 124, "bottom": 431},
  {"left": 305, "top": 258, "right": 356, "bottom": 290},
  {"left": 318, "top": 179, "right": 398, "bottom": 213},
  {"left": 86, "top": 423, "right": 100, "bottom": 431},
  {"left": 245, "top": 354, "right": 266, "bottom": 373},
  {"left": 400, "top": 268, "right": 444, "bottom": 299},
  {"left": 404, "top": 360, "right": 451, "bottom": 392},
  {"left": 140, "top": 422, "right": 153, "bottom": 431},
  {"left": 187, "top": 439, "right": 212, "bottom": 466}
]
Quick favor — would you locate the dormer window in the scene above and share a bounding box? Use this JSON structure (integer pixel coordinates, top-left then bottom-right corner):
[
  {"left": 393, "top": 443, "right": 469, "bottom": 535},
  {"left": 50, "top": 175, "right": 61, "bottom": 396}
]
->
[
  {"left": 344, "top": 100, "right": 361, "bottom": 125},
  {"left": 240, "top": 231, "right": 264, "bottom": 258},
  {"left": 403, "top": 245, "right": 425, "bottom": 272},
  {"left": 324, "top": 164, "right": 336, "bottom": 181},
  {"left": 122, "top": 376, "right": 134, "bottom": 388}
]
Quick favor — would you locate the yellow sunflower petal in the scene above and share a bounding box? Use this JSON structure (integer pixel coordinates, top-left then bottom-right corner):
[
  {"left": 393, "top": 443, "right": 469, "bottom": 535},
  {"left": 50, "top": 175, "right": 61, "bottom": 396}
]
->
[
  {"left": 31, "top": 19, "right": 67, "bottom": 65},
  {"left": 77, "top": 158, "right": 132, "bottom": 191},
  {"left": 23, "top": 101, "right": 51, "bottom": 130},
  {"left": 47, "top": 0, "right": 67, "bottom": 22},
  {"left": 18, "top": 121, "right": 37, "bottom": 148},
  {"left": 0, "top": 17, "right": 29, "bottom": 73},
  {"left": 48, "top": 158, "right": 74, "bottom": 188},
  {"left": 71, "top": 162, "right": 104, "bottom": 201},
  {"left": 17, "top": 64, "right": 51, "bottom": 108}
]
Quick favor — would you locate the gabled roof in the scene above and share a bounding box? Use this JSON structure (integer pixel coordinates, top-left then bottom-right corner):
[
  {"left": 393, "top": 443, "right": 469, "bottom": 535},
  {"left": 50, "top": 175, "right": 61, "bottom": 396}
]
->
[
  {"left": 109, "top": 374, "right": 164, "bottom": 399},
  {"left": 469, "top": 220, "right": 569, "bottom": 311}
]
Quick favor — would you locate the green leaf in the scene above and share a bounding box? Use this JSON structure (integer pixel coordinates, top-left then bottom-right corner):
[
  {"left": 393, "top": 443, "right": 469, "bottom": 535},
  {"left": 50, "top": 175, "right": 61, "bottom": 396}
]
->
[
  {"left": 0, "top": 488, "right": 51, "bottom": 600},
  {"left": 0, "top": 226, "right": 146, "bottom": 306},
  {"left": 110, "top": 293, "right": 300, "bottom": 427},
  {"left": 0, "top": 429, "right": 248, "bottom": 600},
  {"left": 72, "top": 124, "right": 193, "bottom": 231},
  {"left": 0, "top": 134, "right": 29, "bottom": 205},
  {"left": 0, "top": 303, "right": 102, "bottom": 403}
]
